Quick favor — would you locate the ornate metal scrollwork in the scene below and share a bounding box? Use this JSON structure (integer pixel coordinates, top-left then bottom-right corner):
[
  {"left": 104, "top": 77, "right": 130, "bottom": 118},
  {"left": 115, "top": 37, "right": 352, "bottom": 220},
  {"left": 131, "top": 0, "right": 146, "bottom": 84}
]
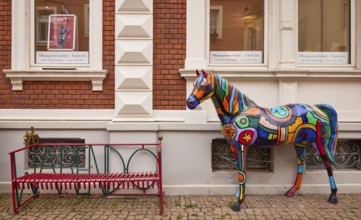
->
[
  {"left": 25, "top": 133, "right": 86, "bottom": 169},
  {"left": 212, "top": 139, "right": 271, "bottom": 171},
  {"left": 28, "top": 145, "right": 86, "bottom": 168},
  {"left": 306, "top": 140, "right": 361, "bottom": 170}
]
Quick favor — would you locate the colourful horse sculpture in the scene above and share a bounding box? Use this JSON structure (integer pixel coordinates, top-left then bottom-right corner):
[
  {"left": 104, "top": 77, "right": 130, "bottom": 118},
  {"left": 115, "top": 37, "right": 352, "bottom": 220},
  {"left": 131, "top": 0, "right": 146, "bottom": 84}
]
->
[{"left": 186, "top": 69, "right": 338, "bottom": 212}]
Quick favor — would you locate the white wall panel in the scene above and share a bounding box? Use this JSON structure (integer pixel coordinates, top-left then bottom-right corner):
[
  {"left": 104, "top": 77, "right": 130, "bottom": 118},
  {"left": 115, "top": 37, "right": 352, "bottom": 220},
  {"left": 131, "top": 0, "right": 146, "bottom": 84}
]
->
[
  {"left": 116, "top": 14, "right": 152, "bottom": 38},
  {"left": 115, "top": 40, "right": 152, "bottom": 64},
  {"left": 116, "top": 0, "right": 152, "bottom": 12},
  {"left": 115, "top": 92, "right": 152, "bottom": 116},
  {"left": 115, "top": 66, "right": 152, "bottom": 90},
  {"left": 298, "top": 79, "right": 361, "bottom": 122}
]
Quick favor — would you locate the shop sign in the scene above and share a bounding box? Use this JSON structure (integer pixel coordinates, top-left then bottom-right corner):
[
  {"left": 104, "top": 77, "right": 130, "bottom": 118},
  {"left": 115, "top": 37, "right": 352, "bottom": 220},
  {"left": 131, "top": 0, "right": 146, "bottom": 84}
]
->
[
  {"left": 210, "top": 51, "right": 263, "bottom": 64},
  {"left": 298, "top": 52, "right": 349, "bottom": 65},
  {"left": 36, "top": 51, "right": 89, "bottom": 64}
]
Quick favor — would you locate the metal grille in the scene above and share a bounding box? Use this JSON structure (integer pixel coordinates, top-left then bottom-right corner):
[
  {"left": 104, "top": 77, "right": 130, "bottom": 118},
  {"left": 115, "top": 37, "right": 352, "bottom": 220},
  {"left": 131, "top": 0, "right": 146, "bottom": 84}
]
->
[
  {"left": 28, "top": 138, "right": 85, "bottom": 169},
  {"left": 306, "top": 140, "right": 361, "bottom": 170},
  {"left": 212, "top": 139, "right": 271, "bottom": 171}
]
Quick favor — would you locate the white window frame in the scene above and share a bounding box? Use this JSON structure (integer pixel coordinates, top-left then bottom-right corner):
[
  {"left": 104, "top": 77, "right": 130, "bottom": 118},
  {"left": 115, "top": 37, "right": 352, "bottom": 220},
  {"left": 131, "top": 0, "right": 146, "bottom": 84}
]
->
[
  {"left": 4, "top": 0, "right": 107, "bottom": 91},
  {"left": 297, "top": 0, "right": 356, "bottom": 69},
  {"left": 207, "top": 0, "right": 268, "bottom": 68},
  {"left": 183, "top": 0, "right": 268, "bottom": 71}
]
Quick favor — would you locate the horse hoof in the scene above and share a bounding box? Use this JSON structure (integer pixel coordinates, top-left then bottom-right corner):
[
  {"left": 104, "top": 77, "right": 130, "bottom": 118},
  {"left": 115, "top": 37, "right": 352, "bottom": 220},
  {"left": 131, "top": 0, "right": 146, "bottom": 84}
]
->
[
  {"left": 328, "top": 194, "right": 338, "bottom": 204},
  {"left": 285, "top": 190, "right": 295, "bottom": 197},
  {"left": 231, "top": 202, "right": 241, "bottom": 212}
]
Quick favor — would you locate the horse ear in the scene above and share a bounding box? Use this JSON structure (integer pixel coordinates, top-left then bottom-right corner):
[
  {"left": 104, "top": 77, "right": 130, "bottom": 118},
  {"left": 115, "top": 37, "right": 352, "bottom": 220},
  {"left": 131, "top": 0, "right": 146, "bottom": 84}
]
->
[
  {"left": 201, "top": 69, "right": 208, "bottom": 78},
  {"left": 196, "top": 69, "right": 200, "bottom": 77}
]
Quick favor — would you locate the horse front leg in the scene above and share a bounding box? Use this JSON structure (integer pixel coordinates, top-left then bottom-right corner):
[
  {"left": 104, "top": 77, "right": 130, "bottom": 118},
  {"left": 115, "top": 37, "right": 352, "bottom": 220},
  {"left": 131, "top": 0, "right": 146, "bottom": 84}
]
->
[{"left": 231, "top": 144, "right": 248, "bottom": 212}]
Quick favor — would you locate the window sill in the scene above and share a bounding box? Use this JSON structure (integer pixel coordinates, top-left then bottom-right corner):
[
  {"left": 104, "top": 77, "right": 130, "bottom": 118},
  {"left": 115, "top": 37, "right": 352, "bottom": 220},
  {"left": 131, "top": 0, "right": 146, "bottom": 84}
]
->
[
  {"left": 4, "top": 69, "right": 108, "bottom": 91},
  {"left": 180, "top": 69, "right": 361, "bottom": 79}
]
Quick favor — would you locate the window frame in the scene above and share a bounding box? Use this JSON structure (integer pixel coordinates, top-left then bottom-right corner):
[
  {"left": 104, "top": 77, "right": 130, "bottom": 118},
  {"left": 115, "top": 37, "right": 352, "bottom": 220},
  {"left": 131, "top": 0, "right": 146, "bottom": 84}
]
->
[
  {"left": 206, "top": 0, "right": 269, "bottom": 68},
  {"left": 5, "top": 0, "right": 107, "bottom": 91}
]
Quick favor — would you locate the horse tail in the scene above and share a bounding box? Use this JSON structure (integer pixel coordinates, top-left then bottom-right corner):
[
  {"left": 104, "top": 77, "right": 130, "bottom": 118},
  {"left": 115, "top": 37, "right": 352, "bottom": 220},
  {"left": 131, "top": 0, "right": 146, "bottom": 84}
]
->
[{"left": 315, "top": 104, "right": 338, "bottom": 163}]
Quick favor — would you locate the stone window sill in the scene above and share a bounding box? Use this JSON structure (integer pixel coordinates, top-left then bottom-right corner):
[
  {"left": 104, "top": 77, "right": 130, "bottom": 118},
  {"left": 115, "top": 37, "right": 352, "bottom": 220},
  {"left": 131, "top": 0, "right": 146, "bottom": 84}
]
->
[{"left": 4, "top": 69, "right": 108, "bottom": 91}]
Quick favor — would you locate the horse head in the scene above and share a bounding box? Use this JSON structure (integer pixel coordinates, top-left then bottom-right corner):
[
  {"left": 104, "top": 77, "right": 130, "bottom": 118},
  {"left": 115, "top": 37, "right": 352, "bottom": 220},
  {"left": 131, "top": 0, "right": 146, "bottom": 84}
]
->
[{"left": 186, "top": 69, "right": 215, "bottom": 109}]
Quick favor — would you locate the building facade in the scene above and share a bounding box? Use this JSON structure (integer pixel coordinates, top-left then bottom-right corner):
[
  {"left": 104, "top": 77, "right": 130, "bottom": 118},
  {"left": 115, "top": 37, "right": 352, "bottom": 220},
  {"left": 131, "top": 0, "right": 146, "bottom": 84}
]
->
[{"left": 0, "top": 0, "right": 360, "bottom": 195}]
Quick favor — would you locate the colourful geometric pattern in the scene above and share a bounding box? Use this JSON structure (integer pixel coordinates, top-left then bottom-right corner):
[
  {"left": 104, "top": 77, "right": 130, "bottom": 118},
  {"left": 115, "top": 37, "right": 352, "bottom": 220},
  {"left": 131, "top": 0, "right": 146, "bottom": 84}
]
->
[{"left": 186, "top": 69, "right": 339, "bottom": 211}]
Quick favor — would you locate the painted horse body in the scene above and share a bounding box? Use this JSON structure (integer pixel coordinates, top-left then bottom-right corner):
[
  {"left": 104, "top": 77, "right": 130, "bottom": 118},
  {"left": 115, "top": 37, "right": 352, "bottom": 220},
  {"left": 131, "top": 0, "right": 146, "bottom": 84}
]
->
[{"left": 186, "top": 70, "right": 338, "bottom": 211}]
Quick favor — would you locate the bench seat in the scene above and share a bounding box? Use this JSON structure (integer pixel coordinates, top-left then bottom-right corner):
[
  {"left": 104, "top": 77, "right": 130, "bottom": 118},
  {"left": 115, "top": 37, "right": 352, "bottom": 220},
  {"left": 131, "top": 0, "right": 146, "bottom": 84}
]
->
[{"left": 14, "top": 172, "right": 160, "bottom": 190}]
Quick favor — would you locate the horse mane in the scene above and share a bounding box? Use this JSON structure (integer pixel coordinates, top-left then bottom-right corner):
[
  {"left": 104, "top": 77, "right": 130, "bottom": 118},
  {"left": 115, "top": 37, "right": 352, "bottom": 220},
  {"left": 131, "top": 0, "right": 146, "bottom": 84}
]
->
[{"left": 212, "top": 73, "right": 258, "bottom": 117}]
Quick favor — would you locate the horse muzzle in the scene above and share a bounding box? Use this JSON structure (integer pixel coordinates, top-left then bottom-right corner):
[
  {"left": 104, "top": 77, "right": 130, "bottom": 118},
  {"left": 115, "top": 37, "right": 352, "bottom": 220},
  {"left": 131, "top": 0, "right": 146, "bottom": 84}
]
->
[{"left": 186, "top": 96, "right": 199, "bottom": 109}]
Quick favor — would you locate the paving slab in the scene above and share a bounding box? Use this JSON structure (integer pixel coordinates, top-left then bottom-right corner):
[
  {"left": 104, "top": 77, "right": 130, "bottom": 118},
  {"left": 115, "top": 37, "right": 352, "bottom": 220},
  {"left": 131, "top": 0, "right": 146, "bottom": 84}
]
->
[{"left": 1, "top": 193, "right": 360, "bottom": 219}]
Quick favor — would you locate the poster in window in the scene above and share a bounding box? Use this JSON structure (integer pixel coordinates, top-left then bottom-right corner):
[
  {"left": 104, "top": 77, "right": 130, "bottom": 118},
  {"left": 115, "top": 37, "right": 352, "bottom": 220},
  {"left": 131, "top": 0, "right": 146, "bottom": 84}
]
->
[{"left": 48, "top": 14, "right": 76, "bottom": 50}]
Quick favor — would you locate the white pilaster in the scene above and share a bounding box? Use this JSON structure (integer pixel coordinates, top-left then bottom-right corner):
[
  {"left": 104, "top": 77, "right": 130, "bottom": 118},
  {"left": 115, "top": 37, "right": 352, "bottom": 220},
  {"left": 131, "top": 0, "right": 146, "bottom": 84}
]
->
[
  {"left": 184, "top": 0, "right": 207, "bottom": 69},
  {"left": 11, "top": 0, "right": 30, "bottom": 70},
  {"left": 278, "top": 0, "right": 297, "bottom": 70},
  {"left": 356, "top": 0, "right": 361, "bottom": 69},
  {"left": 114, "top": 0, "right": 153, "bottom": 122},
  {"left": 278, "top": 80, "right": 298, "bottom": 105}
]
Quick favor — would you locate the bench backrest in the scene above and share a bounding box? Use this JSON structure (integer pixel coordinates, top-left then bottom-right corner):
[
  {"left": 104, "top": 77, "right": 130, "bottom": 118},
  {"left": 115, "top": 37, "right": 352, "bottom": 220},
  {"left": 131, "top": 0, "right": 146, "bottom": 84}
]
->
[{"left": 9, "top": 142, "right": 162, "bottom": 180}]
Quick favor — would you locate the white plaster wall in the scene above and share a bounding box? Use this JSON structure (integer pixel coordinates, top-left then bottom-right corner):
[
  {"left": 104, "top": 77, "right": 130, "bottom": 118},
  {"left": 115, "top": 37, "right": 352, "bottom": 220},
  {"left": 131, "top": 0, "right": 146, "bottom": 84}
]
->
[
  {"left": 297, "top": 79, "right": 361, "bottom": 123},
  {"left": 1, "top": 110, "right": 361, "bottom": 195}
]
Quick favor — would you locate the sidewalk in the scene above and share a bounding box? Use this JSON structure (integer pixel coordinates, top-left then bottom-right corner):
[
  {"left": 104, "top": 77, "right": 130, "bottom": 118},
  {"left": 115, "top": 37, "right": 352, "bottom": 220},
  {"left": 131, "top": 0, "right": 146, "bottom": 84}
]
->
[{"left": 1, "top": 193, "right": 360, "bottom": 219}]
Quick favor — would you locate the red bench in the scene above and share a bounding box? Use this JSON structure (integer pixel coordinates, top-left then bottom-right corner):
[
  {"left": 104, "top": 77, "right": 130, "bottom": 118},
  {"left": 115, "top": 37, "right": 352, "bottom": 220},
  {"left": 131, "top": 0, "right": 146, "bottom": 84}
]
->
[{"left": 9, "top": 138, "right": 163, "bottom": 214}]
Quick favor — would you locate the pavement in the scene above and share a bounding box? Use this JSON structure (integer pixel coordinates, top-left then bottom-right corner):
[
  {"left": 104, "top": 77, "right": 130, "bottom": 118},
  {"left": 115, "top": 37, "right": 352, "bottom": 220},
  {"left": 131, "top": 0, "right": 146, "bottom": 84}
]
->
[{"left": 0, "top": 193, "right": 360, "bottom": 219}]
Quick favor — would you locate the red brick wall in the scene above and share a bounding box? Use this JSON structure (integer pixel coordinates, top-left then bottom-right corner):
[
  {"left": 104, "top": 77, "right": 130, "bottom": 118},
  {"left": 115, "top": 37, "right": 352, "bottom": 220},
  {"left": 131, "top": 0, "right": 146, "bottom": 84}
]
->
[
  {"left": 1, "top": 0, "right": 187, "bottom": 110},
  {"left": 0, "top": 0, "right": 114, "bottom": 109},
  {"left": 153, "top": 0, "right": 187, "bottom": 110},
  {"left": 0, "top": 0, "right": 12, "bottom": 108}
]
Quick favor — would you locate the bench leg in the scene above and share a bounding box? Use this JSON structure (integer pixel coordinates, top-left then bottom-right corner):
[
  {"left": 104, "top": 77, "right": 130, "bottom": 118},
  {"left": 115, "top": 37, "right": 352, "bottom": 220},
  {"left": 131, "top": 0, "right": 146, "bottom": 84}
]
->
[
  {"left": 12, "top": 182, "right": 39, "bottom": 214},
  {"left": 159, "top": 190, "right": 163, "bottom": 215},
  {"left": 11, "top": 182, "right": 19, "bottom": 213},
  {"left": 159, "top": 179, "right": 163, "bottom": 215}
]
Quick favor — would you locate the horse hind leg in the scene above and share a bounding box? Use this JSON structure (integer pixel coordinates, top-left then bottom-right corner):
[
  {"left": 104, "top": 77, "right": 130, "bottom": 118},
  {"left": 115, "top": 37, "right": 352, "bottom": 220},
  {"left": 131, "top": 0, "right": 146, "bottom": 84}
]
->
[
  {"left": 285, "top": 144, "right": 306, "bottom": 197},
  {"left": 311, "top": 142, "right": 338, "bottom": 204}
]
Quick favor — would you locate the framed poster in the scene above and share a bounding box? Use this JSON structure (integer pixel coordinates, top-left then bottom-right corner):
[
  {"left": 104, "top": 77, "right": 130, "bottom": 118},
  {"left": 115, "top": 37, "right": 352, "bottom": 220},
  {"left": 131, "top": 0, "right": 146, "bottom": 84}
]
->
[{"left": 48, "top": 14, "right": 76, "bottom": 50}]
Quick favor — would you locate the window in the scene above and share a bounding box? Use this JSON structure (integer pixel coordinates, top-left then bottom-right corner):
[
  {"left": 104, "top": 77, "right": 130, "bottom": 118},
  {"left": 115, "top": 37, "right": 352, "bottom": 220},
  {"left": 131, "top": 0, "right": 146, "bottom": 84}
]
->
[
  {"left": 5, "top": 0, "right": 106, "bottom": 91},
  {"left": 209, "top": 0, "right": 264, "bottom": 65},
  {"left": 34, "top": 0, "right": 89, "bottom": 65},
  {"left": 298, "top": 0, "right": 351, "bottom": 65}
]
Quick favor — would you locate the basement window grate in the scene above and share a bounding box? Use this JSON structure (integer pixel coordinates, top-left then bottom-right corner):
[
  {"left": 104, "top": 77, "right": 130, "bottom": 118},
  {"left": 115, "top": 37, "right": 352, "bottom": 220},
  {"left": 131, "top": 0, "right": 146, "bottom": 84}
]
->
[
  {"left": 27, "top": 138, "right": 86, "bottom": 169},
  {"left": 306, "top": 140, "right": 361, "bottom": 170},
  {"left": 212, "top": 138, "right": 272, "bottom": 171}
]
